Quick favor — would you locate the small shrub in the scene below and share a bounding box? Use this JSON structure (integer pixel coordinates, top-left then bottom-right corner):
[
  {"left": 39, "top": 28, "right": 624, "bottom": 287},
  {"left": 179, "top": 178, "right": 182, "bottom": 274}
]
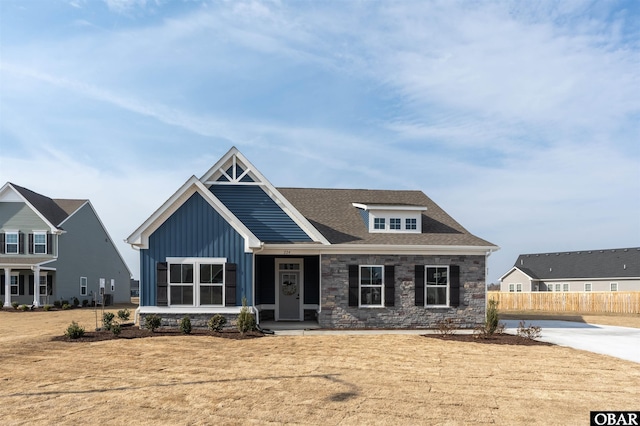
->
[
  {"left": 208, "top": 314, "right": 227, "bottom": 332},
  {"left": 82, "top": 299, "right": 89, "bottom": 307},
  {"left": 61, "top": 300, "right": 69, "bottom": 307},
  {"left": 73, "top": 297, "right": 80, "bottom": 307},
  {"left": 65, "top": 321, "right": 85, "bottom": 339},
  {"left": 19, "top": 304, "right": 28, "bottom": 311},
  {"left": 62, "top": 303, "right": 71, "bottom": 310},
  {"left": 102, "top": 312, "right": 115, "bottom": 330},
  {"left": 236, "top": 298, "right": 256, "bottom": 335},
  {"left": 179, "top": 316, "right": 192, "bottom": 335},
  {"left": 117, "top": 308, "right": 130, "bottom": 322},
  {"left": 516, "top": 320, "right": 542, "bottom": 340},
  {"left": 43, "top": 304, "right": 52, "bottom": 311},
  {"left": 53, "top": 300, "right": 61, "bottom": 309},
  {"left": 145, "top": 314, "right": 162, "bottom": 332},
  {"left": 435, "top": 318, "right": 457, "bottom": 335},
  {"left": 111, "top": 322, "right": 122, "bottom": 336},
  {"left": 474, "top": 300, "right": 503, "bottom": 339},
  {"left": 12, "top": 301, "right": 19, "bottom": 310}
]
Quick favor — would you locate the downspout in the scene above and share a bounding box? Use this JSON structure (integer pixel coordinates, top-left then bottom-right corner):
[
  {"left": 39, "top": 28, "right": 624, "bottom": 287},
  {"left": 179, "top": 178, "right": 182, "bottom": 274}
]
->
[{"left": 252, "top": 242, "right": 265, "bottom": 325}]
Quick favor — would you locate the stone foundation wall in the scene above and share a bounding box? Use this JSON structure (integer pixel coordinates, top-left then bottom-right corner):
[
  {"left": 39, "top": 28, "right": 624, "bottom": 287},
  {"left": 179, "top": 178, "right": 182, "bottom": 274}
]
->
[
  {"left": 318, "top": 254, "right": 486, "bottom": 329},
  {"left": 138, "top": 313, "right": 243, "bottom": 330}
]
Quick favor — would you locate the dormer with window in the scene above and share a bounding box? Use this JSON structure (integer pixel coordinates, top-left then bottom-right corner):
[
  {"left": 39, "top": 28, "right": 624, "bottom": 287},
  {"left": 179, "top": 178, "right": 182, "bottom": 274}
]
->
[{"left": 352, "top": 203, "right": 426, "bottom": 234}]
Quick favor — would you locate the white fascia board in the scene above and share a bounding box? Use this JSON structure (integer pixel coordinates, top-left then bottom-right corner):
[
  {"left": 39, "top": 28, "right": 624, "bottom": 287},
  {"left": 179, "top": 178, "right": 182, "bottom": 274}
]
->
[
  {"left": 260, "top": 243, "right": 499, "bottom": 256},
  {"left": 200, "top": 148, "right": 330, "bottom": 245},
  {"left": 352, "top": 203, "right": 427, "bottom": 212},
  {"left": 2, "top": 183, "right": 59, "bottom": 233},
  {"left": 126, "top": 176, "right": 261, "bottom": 252},
  {"left": 498, "top": 266, "right": 534, "bottom": 282}
]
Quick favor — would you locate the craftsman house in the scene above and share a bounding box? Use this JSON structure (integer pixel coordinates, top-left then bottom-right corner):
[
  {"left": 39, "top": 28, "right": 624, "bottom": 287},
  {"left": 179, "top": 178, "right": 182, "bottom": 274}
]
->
[
  {"left": 0, "top": 183, "right": 132, "bottom": 307},
  {"left": 127, "top": 147, "right": 498, "bottom": 328},
  {"left": 499, "top": 248, "right": 640, "bottom": 292}
]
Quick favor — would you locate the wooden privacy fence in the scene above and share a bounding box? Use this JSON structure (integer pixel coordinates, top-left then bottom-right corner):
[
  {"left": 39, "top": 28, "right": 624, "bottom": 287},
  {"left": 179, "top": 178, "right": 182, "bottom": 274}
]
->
[{"left": 488, "top": 291, "right": 640, "bottom": 314}]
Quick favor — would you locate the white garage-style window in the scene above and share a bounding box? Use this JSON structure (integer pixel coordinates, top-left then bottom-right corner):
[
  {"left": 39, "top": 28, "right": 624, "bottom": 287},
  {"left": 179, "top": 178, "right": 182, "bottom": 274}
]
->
[{"left": 167, "top": 258, "right": 226, "bottom": 307}]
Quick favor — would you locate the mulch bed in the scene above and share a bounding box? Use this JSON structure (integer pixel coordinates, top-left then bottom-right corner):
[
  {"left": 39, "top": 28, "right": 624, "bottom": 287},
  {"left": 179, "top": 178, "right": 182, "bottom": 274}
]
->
[
  {"left": 423, "top": 333, "right": 554, "bottom": 346},
  {"left": 52, "top": 326, "right": 264, "bottom": 342}
]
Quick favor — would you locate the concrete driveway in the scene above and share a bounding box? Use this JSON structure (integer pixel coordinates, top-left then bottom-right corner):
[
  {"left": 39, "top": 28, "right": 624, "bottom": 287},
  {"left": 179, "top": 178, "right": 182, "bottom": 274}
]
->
[{"left": 503, "top": 320, "right": 640, "bottom": 364}]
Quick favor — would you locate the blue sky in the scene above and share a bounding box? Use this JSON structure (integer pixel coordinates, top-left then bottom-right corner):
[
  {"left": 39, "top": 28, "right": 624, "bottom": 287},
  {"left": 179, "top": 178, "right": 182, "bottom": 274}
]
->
[{"left": 1, "top": 0, "right": 638, "bottom": 283}]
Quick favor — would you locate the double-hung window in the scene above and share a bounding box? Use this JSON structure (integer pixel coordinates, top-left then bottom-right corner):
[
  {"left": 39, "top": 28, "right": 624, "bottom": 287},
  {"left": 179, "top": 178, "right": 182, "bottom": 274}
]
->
[
  {"left": 508, "top": 283, "right": 514, "bottom": 292},
  {"left": 360, "top": 265, "right": 383, "bottom": 307},
  {"left": 5, "top": 232, "right": 18, "bottom": 254},
  {"left": 199, "top": 264, "right": 224, "bottom": 305},
  {"left": 169, "top": 263, "right": 194, "bottom": 305},
  {"left": 10, "top": 274, "right": 19, "bottom": 295},
  {"left": 426, "top": 266, "right": 448, "bottom": 306},
  {"left": 516, "top": 283, "right": 522, "bottom": 292},
  {"left": 33, "top": 232, "right": 47, "bottom": 254},
  {"left": 584, "top": 283, "right": 592, "bottom": 292},
  {"left": 610, "top": 282, "right": 618, "bottom": 292},
  {"left": 80, "top": 277, "right": 88, "bottom": 296}
]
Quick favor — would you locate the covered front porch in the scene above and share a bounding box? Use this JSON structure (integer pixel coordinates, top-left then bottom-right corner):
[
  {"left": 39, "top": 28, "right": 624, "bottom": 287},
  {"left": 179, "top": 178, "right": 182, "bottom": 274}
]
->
[
  {"left": 1, "top": 258, "right": 55, "bottom": 308},
  {"left": 254, "top": 254, "right": 320, "bottom": 324}
]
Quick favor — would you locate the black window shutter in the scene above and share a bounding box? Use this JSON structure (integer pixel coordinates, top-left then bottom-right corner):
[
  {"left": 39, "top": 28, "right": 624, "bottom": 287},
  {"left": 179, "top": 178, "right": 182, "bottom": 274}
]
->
[
  {"left": 28, "top": 234, "right": 34, "bottom": 254},
  {"left": 19, "top": 275, "right": 25, "bottom": 295},
  {"left": 450, "top": 265, "right": 460, "bottom": 307},
  {"left": 47, "top": 234, "right": 54, "bottom": 255},
  {"left": 156, "top": 262, "right": 168, "bottom": 306},
  {"left": 29, "top": 275, "right": 34, "bottom": 295},
  {"left": 225, "top": 263, "right": 237, "bottom": 306},
  {"left": 384, "top": 265, "right": 395, "bottom": 307},
  {"left": 0, "top": 275, "right": 4, "bottom": 295},
  {"left": 47, "top": 275, "right": 53, "bottom": 295},
  {"left": 0, "top": 233, "right": 4, "bottom": 254},
  {"left": 18, "top": 232, "right": 25, "bottom": 254},
  {"left": 348, "top": 264, "right": 359, "bottom": 307},
  {"left": 415, "top": 265, "right": 425, "bottom": 306}
]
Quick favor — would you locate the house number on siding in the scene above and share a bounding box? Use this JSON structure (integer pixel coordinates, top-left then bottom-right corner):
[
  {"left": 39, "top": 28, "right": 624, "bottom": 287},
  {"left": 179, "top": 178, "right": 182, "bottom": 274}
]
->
[{"left": 283, "top": 250, "right": 291, "bottom": 255}]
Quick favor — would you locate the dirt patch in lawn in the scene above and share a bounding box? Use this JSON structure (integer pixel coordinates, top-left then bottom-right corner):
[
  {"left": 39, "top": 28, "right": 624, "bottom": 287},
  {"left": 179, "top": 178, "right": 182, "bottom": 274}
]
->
[
  {"left": 2, "top": 308, "right": 639, "bottom": 425},
  {"left": 424, "top": 332, "right": 554, "bottom": 346}
]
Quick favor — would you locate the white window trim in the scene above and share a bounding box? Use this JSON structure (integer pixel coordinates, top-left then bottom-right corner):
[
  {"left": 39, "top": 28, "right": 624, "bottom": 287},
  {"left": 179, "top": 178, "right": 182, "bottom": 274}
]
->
[
  {"left": 10, "top": 273, "right": 19, "bottom": 295},
  {"left": 405, "top": 218, "right": 417, "bottom": 230},
  {"left": 80, "top": 277, "right": 88, "bottom": 296},
  {"left": 610, "top": 282, "right": 618, "bottom": 292},
  {"left": 167, "top": 257, "right": 227, "bottom": 307},
  {"left": 39, "top": 274, "right": 48, "bottom": 295},
  {"left": 508, "top": 283, "right": 515, "bottom": 292},
  {"left": 389, "top": 218, "right": 401, "bottom": 230},
  {"left": 33, "top": 231, "right": 47, "bottom": 254},
  {"left": 516, "top": 283, "right": 522, "bottom": 293},
  {"left": 359, "top": 265, "right": 384, "bottom": 308},
  {"left": 425, "top": 265, "right": 450, "bottom": 308},
  {"left": 562, "top": 283, "right": 569, "bottom": 292},
  {"left": 5, "top": 231, "right": 19, "bottom": 254},
  {"left": 584, "top": 283, "right": 592, "bottom": 292}
]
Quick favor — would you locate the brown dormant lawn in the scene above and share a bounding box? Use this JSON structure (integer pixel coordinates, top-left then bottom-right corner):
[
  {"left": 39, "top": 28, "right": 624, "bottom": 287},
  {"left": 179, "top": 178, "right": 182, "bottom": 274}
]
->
[{"left": 1, "top": 306, "right": 639, "bottom": 425}]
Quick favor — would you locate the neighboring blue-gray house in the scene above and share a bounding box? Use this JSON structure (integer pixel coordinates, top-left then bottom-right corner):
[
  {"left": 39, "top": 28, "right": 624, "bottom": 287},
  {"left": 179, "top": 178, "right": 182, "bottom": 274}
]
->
[
  {"left": 127, "top": 147, "right": 498, "bottom": 329},
  {"left": 0, "top": 183, "right": 132, "bottom": 307}
]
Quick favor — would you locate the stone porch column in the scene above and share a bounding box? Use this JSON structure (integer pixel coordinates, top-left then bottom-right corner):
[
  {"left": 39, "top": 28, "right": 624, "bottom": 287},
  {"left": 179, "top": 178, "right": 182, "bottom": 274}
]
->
[
  {"left": 32, "top": 266, "right": 40, "bottom": 307},
  {"left": 3, "top": 268, "right": 10, "bottom": 307}
]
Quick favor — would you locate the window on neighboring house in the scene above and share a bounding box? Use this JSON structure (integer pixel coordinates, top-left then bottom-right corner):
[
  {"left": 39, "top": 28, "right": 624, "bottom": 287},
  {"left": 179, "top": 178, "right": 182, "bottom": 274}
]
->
[
  {"left": 516, "top": 283, "right": 522, "bottom": 292},
  {"left": 610, "top": 282, "right": 618, "bottom": 292},
  {"left": 373, "top": 218, "right": 385, "bottom": 230},
  {"left": 360, "top": 266, "right": 383, "bottom": 307},
  {"left": 33, "top": 232, "right": 47, "bottom": 254},
  {"left": 80, "top": 277, "right": 87, "bottom": 296},
  {"left": 555, "top": 284, "right": 561, "bottom": 292},
  {"left": 169, "top": 263, "right": 194, "bottom": 305},
  {"left": 562, "top": 283, "right": 569, "bottom": 292},
  {"left": 584, "top": 283, "right": 592, "bottom": 292},
  {"left": 405, "top": 218, "right": 417, "bottom": 230},
  {"left": 389, "top": 218, "right": 401, "bottom": 230},
  {"left": 6, "top": 232, "right": 19, "bottom": 254},
  {"left": 508, "top": 283, "right": 515, "bottom": 292},
  {"left": 10, "top": 274, "right": 19, "bottom": 295},
  {"left": 199, "top": 264, "right": 224, "bottom": 305},
  {"left": 426, "top": 266, "right": 449, "bottom": 306}
]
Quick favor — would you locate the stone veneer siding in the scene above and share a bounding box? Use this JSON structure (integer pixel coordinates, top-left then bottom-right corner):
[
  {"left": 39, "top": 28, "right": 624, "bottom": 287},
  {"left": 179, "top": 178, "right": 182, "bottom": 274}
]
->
[
  {"left": 318, "top": 254, "right": 486, "bottom": 329},
  {"left": 138, "top": 313, "right": 244, "bottom": 331}
]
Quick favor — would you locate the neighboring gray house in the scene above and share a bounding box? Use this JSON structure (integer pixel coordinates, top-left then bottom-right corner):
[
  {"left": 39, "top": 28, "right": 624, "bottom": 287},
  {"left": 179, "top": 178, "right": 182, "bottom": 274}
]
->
[
  {"left": 0, "top": 183, "right": 132, "bottom": 307},
  {"left": 499, "top": 248, "right": 640, "bottom": 292},
  {"left": 127, "top": 147, "right": 498, "bottom": 329}
]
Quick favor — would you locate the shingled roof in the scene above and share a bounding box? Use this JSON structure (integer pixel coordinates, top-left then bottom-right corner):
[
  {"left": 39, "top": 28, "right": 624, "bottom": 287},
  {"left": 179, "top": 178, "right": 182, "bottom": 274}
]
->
[
  {"left": 513, "top": 248, "right": 640, "bottom": 280},
  {"left": 278, "top": 187, "right": 495, "bottom": 247},
  {"left": 9, "top": 183, "right": 87, "bottom": 229}
]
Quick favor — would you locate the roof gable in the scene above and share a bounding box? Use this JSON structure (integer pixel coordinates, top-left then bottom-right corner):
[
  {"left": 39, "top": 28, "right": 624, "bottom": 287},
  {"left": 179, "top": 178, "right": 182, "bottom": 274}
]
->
[{"left": 513, "top": 248, "right": 640, "bottom": 279}]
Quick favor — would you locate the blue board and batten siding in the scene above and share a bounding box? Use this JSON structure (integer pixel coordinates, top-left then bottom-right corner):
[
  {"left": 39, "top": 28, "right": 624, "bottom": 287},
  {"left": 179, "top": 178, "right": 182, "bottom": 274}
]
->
[
  {"left": 209, "top": 185, "right": 312, "bottom": 243},
  {"left": 139, "top": 192, "right": 252, "bottom": 307}
]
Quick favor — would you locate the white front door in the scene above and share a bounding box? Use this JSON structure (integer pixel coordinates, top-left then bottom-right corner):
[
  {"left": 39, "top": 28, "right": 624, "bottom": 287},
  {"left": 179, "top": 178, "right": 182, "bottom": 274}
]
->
[{"left": 276, "top": 260, "right": 303, "bottom": 321}]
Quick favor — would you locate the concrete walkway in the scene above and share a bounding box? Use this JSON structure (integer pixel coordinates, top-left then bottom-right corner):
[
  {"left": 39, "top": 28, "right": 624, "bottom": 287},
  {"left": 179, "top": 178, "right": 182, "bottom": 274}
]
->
[{"left": 503, "top": 319, "right": 640, "bottom": 364}]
